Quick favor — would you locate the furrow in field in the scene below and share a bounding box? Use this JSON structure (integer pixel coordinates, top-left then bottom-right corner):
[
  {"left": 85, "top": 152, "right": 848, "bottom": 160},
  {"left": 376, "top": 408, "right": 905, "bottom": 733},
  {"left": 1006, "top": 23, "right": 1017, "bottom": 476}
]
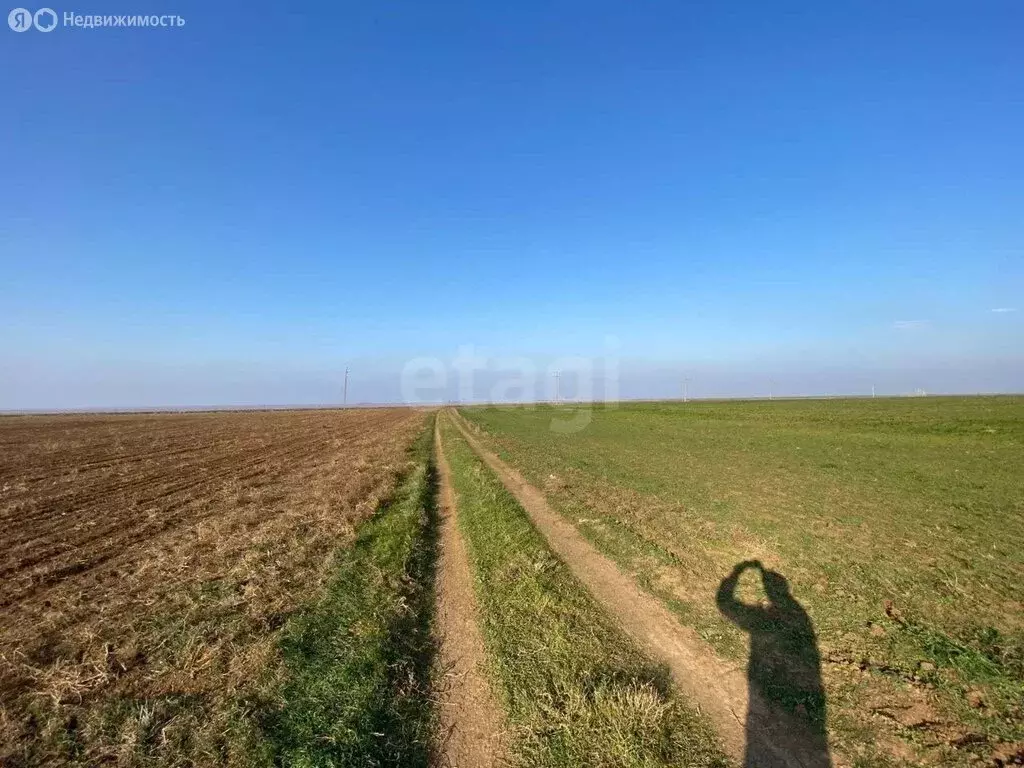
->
[
  {"left": 0, "top": 411, "right": 417, "bottom": 607},
  {"left": 0, "top": 410, "right": 388, "bottom": 559},
  {"left": 0, "top": 434, "right": 317, "bottom": 578}
]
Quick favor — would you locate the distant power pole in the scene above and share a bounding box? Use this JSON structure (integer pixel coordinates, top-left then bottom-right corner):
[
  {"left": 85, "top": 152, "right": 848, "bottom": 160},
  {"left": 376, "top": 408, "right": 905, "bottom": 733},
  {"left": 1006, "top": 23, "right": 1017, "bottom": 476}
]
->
[
  {"left": 683, "top": 378, "right": 690, "bottom": 403},
  {"left": 769, "top": 379, "right": 774, "bottom": 401},
  {"left": 343, "top": 367, "right": 349, "bottom": 406},
  {"left": 554, "top": 371, "right": 561, "bottom": 402}
]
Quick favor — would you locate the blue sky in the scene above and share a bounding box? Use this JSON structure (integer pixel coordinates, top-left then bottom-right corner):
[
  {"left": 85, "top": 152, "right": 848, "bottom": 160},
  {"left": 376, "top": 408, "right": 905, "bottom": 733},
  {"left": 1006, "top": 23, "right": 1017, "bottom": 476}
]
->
[{"left": 2, "top": 0, "right": 1022, "bottom": 407}]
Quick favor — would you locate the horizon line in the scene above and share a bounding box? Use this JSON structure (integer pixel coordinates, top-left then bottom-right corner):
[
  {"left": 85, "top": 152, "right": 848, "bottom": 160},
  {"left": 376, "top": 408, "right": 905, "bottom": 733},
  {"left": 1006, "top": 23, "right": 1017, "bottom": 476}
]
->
[{"left": 2, "top": 391, "right": 1021, "bottom": 417}]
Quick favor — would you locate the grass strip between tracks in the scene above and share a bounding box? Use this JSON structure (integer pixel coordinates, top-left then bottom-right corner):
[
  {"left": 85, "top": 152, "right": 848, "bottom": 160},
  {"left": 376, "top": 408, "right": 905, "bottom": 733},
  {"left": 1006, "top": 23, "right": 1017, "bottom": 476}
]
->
[{"left": 440, "top": 415, "right": 729, "bottom": 768}]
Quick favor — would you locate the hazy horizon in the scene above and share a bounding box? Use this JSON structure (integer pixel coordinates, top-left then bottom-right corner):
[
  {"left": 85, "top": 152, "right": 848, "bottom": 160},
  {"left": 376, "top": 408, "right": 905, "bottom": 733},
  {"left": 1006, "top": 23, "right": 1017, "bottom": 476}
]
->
[{"left": 3, "top": 353, "right": 1021, "bottom": 411}]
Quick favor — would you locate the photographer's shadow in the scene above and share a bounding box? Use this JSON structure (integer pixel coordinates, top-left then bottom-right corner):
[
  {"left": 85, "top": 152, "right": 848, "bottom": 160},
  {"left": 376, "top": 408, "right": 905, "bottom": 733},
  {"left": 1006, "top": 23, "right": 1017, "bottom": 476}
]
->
[{"left": 716, "top": 560, "right": 832, "bottom": 768}]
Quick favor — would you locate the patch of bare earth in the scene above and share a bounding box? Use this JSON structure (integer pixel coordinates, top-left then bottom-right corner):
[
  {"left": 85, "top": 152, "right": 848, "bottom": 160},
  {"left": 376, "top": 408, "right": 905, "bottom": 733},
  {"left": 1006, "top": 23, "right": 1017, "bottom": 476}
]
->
[
  {"left": 450, "top": 410, "right": 845, "bottom": 768},
  {"left": 434, "top": 421, "right": 507, "bottom": 767},
  {"left": 0, "top": 408, "right": 426, "bottom": 766}
]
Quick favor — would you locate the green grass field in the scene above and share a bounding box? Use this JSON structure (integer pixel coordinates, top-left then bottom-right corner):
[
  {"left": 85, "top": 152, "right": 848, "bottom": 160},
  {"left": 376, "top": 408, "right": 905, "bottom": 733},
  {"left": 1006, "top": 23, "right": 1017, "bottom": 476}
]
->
[{"left": 459, "top": 397, "right": 1024, "bottom": 766}]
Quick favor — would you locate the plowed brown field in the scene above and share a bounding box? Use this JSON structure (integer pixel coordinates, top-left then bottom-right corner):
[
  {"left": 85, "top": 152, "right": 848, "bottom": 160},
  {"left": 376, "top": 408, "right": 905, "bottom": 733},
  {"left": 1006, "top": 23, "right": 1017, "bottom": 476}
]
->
[{"left": 0, "top": 408, "right": 426, "bottom": 766}]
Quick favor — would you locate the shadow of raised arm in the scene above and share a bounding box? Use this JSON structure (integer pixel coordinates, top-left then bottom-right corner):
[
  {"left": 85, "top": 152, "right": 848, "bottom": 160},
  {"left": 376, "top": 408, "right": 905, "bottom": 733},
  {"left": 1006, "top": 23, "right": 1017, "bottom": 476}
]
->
[{"left": 715, "top": 559, "right": 765, "bottom": 632}]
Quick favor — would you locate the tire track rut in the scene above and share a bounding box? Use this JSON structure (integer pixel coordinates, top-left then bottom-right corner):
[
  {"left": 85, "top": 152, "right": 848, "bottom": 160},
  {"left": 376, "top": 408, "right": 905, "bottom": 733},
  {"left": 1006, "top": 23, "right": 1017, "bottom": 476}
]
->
[{"left": 434, "top": 418, "right": 507, "bottom": 768}]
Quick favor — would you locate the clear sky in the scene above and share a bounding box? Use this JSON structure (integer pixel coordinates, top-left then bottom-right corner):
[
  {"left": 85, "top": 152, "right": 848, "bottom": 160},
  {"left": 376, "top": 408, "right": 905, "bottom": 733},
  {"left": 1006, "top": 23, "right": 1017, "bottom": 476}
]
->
[{"left": 3, "top": 1, "right": 1022, "bottom": 408}]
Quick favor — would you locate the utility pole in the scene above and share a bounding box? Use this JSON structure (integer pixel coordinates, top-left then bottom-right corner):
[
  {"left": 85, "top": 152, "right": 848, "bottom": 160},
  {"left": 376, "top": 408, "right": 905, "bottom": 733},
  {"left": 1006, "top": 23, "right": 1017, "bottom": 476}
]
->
[
  {"left": 554, "top": 371, "right": 561, "bottom": 403},
  {"left": 683, "top": 378, "right": 690, "bottom": 403},
  {"left": 343, "top": 367, "right": 349, "bottom": 406},
  {"left": 769, "top": 379, "right": 774, "bottom": 401}
]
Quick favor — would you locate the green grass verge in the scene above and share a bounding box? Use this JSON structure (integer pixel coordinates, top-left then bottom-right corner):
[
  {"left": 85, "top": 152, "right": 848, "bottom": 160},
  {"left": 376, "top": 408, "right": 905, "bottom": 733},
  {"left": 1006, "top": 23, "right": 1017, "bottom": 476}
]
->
[
  {"left": 458, "top": 398, "right": 1024, "bottom": 766},
  {"left": 440, "top": 416, "right": 729, "bottom": 768},
  {"left": 260, "top": 415, "right": 439, "bottom": 767}
]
